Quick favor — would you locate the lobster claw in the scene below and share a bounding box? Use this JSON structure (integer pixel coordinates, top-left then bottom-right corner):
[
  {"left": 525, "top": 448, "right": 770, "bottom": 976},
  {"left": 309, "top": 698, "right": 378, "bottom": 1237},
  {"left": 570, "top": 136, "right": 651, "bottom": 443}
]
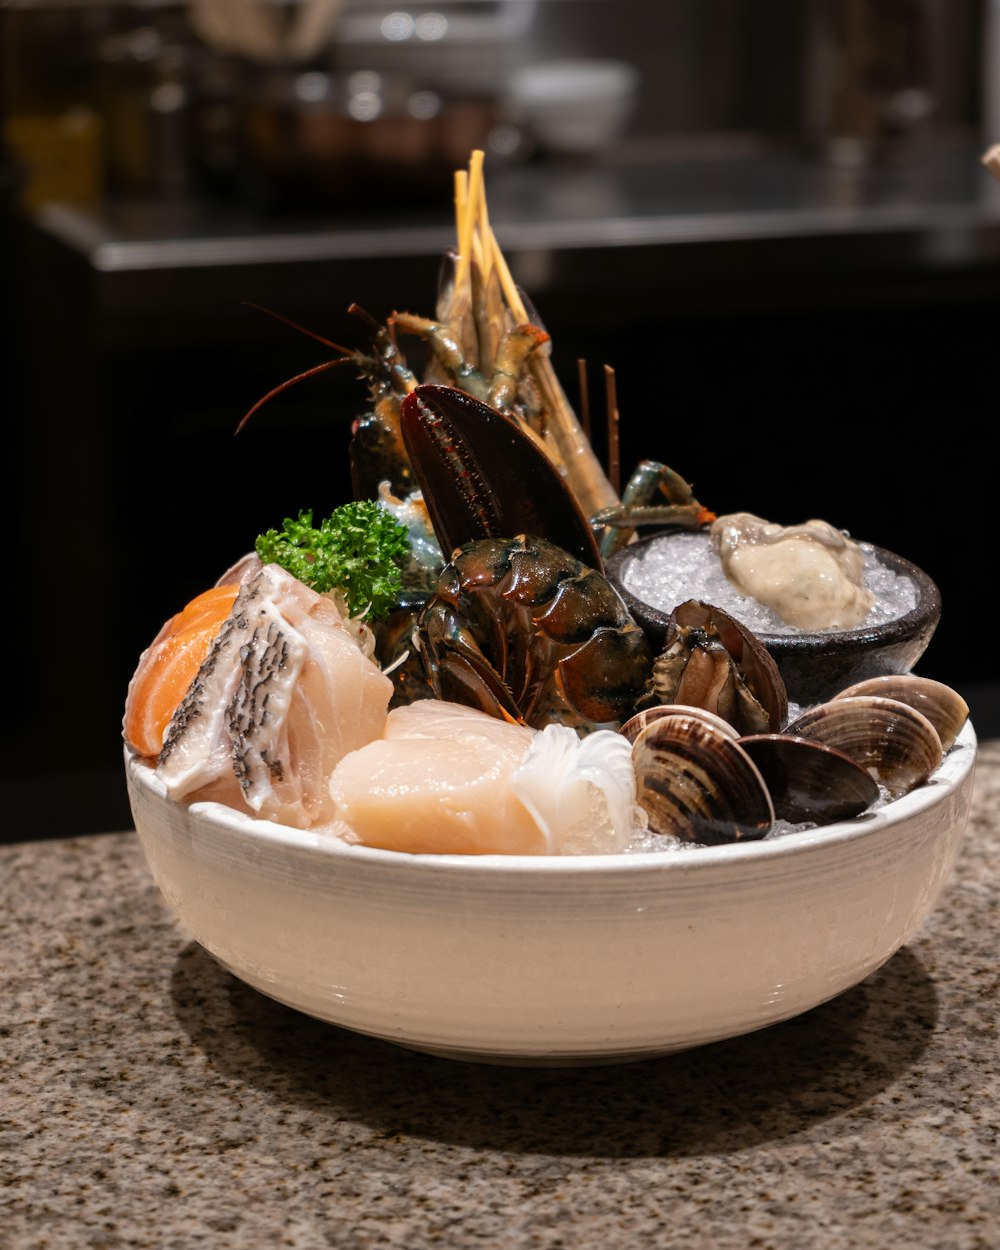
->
[{"left": 400, "top": 384, "right": 604, "bottom": 573}]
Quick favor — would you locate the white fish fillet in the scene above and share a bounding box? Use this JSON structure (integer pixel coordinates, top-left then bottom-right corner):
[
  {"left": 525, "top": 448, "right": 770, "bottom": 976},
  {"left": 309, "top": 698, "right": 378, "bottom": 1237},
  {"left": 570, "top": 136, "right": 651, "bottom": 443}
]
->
[{"left": 158, "top": 564, "right": 393, "bottom": 828}]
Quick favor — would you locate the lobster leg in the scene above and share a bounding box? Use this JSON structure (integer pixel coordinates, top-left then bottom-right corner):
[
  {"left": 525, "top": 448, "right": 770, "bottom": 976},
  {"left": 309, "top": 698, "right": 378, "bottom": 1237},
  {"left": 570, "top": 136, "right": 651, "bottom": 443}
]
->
[{"left": 595, "top": 460, "right": 717, "bottom": 560}]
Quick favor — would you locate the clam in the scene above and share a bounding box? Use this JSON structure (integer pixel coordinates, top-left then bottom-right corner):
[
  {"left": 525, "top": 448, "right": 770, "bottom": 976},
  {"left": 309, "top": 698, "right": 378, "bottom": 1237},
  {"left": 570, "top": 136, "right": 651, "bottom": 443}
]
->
[
  {"left": 620, "top": 703, "right": 740, "bottom": 745},
  {"left": 785, "top": 695, "right": 944, "bottom": 799},
  {"left": 832, "top": 674, "right": 969, "bottom": 753},
  {"left": 736, "top": 733, "right": 880, "bottom": 826},
  {"left": 631, "top": 710, "right": 774, "bottom": 845}
]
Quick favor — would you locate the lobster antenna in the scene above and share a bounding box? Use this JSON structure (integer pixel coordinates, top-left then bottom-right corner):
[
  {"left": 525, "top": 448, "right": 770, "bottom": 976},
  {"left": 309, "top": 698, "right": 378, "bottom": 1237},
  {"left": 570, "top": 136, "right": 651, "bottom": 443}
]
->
[
  {"left": 235, "top": 357, "right": 352, "bottom": 433},
  {"left": 577, "top": 358, "right": 592, "bottom": 444},
  {"left": 454, "top": 150, "right": 484, "bottom": 298},
  {"left": 243, "top": 301, "right": 354, "bottom": 355},
  {"left": 604, "top": 364, "right": 621, "bottom": 496},
  {"left": 236, "top": 300, "right": 360, "bottom": 434}
]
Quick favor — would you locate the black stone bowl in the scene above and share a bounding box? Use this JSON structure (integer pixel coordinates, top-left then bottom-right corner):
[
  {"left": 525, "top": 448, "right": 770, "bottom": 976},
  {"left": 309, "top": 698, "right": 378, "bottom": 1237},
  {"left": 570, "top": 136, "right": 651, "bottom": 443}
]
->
[{"left": 605, "top": 530, "right": 943, "bottom": 708}]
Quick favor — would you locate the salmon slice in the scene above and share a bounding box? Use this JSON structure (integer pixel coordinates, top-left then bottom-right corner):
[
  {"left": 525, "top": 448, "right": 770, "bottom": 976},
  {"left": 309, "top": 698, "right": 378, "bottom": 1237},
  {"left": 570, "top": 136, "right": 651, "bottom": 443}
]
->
[{"left": 124, "top": 584, "right": 240, "bottom": 758}]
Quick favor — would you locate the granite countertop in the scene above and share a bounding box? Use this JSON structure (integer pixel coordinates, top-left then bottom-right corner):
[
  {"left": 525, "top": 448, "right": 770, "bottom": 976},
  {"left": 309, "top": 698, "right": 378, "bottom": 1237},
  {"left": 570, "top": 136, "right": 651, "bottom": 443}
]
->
[{"left": 2, "top": 743, "right": 998, "bottom": 1250}]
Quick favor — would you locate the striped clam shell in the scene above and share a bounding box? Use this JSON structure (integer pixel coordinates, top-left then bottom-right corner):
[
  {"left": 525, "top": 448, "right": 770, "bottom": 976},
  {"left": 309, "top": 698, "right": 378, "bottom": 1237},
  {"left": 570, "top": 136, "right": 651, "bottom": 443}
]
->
[
  {"left": 620, "top": 703, "right": 740, "bottom": 745},
  {"left": 785, "top": 695, "right": 944, "bottom": 799},
  {"left": 631, "top": 710, "right": 774, "bottom": 846},
  {"left": 832, "top": 674, "right": 969, "bottom": 753}
]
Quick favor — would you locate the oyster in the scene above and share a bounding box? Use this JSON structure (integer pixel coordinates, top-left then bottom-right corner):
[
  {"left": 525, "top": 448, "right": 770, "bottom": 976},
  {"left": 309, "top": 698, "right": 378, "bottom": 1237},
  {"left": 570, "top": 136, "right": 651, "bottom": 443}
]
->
[{"left": 710, "top": 512, "right": 875, "bottom": 631}]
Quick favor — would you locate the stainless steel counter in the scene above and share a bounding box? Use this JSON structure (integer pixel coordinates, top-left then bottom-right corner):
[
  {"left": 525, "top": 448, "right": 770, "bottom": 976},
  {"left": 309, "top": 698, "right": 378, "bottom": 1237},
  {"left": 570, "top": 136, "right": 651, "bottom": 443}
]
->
[
  {"left": 33, "top": 140, "right": 1000, "bottom": 260},
  {"left": 28, "top": 139, "right": 1000, "bottom": 331}
]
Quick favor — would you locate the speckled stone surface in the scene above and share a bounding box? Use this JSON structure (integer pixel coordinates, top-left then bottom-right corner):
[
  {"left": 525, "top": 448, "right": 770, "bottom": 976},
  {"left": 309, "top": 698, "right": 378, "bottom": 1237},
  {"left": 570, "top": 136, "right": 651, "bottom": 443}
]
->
[{"left": 2, "top": 743, "right": 998, "bottom": 1250}]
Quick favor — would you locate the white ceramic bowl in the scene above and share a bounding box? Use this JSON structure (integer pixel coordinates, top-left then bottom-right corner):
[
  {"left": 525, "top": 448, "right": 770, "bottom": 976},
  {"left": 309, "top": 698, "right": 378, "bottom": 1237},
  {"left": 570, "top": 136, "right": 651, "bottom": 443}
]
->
[{"left": 126, "top": 722, "right": 977, "bottom": 1067}]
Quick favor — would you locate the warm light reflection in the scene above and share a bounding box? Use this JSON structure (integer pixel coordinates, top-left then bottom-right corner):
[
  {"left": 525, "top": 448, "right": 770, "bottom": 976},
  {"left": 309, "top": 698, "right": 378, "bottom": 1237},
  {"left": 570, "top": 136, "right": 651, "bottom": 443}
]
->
[{"left": 348, "top": 91, "right": 382, "bottom": 122}]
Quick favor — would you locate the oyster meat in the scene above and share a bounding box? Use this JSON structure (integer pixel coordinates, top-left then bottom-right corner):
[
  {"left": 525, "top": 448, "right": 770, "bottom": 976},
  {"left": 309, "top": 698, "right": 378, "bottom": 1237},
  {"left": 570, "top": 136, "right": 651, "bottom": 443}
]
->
[{"left": 710, "top": 512, "right": 875, "bottom": 631}]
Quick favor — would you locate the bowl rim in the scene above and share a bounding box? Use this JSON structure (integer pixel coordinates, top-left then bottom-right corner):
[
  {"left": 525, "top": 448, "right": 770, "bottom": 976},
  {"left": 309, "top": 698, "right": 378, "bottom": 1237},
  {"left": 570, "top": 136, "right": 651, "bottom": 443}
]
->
[
  {"left": 604, "top": 530, "right": 942, "bottom": 655},
  {"left": 125, "top": 719, "right": 976, "bottom": 878}
]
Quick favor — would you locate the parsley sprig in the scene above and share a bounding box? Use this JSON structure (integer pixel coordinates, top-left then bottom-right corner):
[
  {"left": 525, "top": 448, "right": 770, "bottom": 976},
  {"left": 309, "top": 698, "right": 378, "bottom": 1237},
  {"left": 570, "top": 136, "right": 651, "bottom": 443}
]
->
[{"left": 255, "top": 501, "right": 411, "bottom": 620}]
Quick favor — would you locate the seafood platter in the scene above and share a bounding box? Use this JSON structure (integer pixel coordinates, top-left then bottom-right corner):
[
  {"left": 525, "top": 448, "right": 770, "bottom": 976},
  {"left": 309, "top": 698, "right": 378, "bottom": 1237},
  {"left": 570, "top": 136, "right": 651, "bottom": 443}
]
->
[{"left": 124, "top": 152, "right": 977, "bottom": 1065}]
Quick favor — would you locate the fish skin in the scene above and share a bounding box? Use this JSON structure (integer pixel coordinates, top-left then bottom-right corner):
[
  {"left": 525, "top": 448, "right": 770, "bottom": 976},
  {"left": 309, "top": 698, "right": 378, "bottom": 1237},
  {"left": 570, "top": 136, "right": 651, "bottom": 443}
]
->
[{"left": 158, "top": 564, "right": 393, "bottom": 828}]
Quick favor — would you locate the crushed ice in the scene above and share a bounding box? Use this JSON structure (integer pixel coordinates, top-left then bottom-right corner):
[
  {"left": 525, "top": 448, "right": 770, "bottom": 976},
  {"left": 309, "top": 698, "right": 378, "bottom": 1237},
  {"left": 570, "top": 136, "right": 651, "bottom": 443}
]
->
[{"left": 621, "top": 530, "right": 917, "bottom": 636}]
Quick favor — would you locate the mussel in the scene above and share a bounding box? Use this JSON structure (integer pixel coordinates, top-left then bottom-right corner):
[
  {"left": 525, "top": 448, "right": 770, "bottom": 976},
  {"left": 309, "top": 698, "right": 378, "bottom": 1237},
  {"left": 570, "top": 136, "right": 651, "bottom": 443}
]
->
[{"left": 637, "top": 599, "right": 788, "bottom": 735}]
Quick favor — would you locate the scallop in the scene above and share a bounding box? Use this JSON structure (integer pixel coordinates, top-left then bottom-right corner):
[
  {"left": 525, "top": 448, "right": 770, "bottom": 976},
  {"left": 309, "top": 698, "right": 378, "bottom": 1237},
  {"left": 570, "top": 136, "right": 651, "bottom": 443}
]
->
[
  {"left": 832, "top": 674, "right": 969, "bottom": 752},
  {"left": 631, "top": 711, "right": 774, "bottom": 845},
  {"left": 785, "top": 695, "right": 943, "bottom": 798},
  {"left": 737, "top": 733, "right": 881, "bottom": 826}
]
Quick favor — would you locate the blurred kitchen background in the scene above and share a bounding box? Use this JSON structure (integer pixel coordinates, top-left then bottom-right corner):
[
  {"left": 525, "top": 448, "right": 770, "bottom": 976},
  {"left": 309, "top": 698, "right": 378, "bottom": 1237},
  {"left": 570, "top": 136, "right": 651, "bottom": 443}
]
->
[{"left": 1, "top": 0, "right": 996, "bottom": 839}]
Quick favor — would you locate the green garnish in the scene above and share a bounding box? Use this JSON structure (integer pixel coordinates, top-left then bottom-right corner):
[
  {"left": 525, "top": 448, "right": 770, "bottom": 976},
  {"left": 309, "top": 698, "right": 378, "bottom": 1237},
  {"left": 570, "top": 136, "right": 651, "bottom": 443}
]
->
[{"left": 255, "top": 501, "right": 411, "bottom": 619}]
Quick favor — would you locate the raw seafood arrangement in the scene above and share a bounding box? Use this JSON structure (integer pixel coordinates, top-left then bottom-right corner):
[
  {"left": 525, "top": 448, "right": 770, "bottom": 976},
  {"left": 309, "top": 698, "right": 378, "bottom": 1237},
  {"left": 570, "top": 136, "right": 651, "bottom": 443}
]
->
[{"left": 123, "top": 152, "right": 970, "bottom": 856}]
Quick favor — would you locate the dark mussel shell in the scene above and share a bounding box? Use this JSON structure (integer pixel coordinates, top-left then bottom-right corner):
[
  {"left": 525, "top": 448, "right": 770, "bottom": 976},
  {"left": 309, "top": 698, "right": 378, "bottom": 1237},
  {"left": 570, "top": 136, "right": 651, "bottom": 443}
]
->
[
  {"left": 642, "top": 599, "right": 788, "bottom": 735},
  {"left": 737, "top": 733, "right": 881, "bottom": 826},
  {"left": 631, "top": 711, "right": 775, "bottom": 845}
]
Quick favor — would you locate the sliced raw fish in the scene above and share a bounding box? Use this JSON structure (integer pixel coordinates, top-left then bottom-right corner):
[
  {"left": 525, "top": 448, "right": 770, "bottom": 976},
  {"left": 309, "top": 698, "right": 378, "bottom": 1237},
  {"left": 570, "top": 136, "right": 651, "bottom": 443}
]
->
[
  {"left": 124, "top": 583, "right": 240, "bottom": 759},
  {"left": 158, "top": 564, "right": 393, "bottom": 828}
]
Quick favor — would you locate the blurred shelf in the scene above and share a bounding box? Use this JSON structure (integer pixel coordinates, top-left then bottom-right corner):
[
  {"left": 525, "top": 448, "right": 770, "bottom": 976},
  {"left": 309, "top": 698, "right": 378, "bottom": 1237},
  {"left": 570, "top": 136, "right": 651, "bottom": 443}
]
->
[
  {"left": 32, "top": 137, "right": 1000, "bottom": 267},
  {"left": 20, "top": 135, "right": 1000, "bottom": 352}
]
